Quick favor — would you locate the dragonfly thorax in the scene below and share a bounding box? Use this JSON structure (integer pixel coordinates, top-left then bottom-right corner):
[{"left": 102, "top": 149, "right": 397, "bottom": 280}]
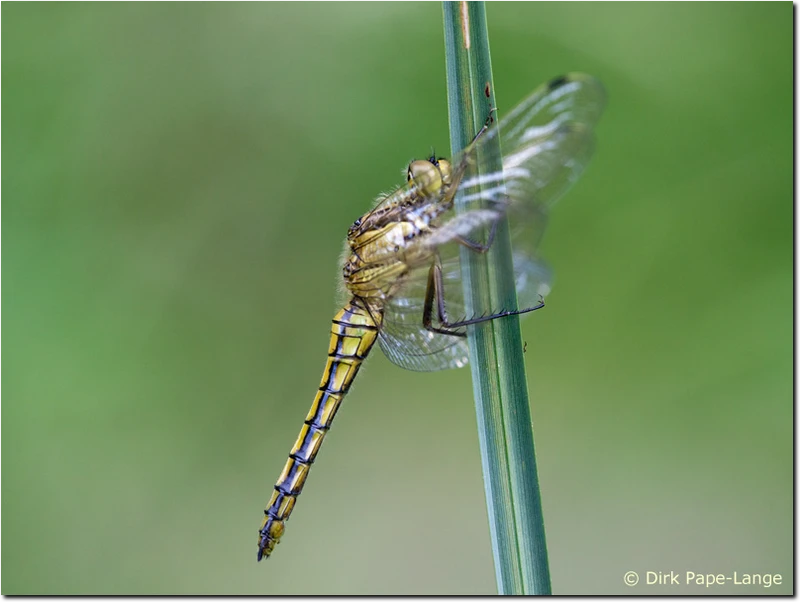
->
[
  {"left": 347, "top": 156, "right": 454, "bottom": 241},
  {"left": 343, "top": 219, "right": 430, "bottom": 300},
  {"left": 341, "top": 156, "right": 458, "bottom": 302}
]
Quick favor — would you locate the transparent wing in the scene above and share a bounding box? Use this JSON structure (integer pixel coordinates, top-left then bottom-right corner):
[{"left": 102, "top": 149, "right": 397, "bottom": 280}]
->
[
  {"left": 455, "top": 73, "right": 606, "bottom": 253},
  {"left": 379, "top": 242, "right": 553, "bottom": 372},
  {"left": 378, "top": 246, "right": 469, "bottom": 372},
  {"left": 377, "top": 73, "right": 605, "bottom": 371},
  {"left": 492, "top": 72, "right": 605, "bottom": 211}
]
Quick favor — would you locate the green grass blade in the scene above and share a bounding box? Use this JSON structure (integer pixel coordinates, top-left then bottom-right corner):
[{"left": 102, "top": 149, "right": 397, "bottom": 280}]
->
[{"left": 441, "top": 1, "right": 551, "bottom": 595}]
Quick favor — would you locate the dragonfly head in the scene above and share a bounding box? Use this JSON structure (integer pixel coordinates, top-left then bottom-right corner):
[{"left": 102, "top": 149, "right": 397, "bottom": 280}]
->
[{"left": 407, "top": 157, "right": 452, "bottom": 197}]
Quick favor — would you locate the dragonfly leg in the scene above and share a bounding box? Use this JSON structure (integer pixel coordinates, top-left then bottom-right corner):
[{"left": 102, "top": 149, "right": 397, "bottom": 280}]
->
[
  {"left": 423, "top": 254, "right": 545, "bottom": 333},
  {"left": 453, "top": 102, "right": 503, "bottom": 253},
  {"left": 445, "top": 296, "right": 545, "bottom": 328},
  {"left": 422, "top": 262, "right": 466, "bottom": 338},
  {"left": 455, "top": 219, "right": 498, "bottom": 254},
  {"left": 469, "top": 105, "right": 498, "bottom": 145}
]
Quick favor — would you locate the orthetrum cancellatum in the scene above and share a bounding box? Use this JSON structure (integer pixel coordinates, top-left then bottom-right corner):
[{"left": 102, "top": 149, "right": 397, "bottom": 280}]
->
[{"left": 258, "top": 73, "right": 605, "bottom": 561}]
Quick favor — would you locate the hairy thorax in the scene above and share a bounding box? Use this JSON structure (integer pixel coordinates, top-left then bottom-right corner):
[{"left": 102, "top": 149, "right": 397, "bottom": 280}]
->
[
  {"left": 342, "top": 220, "right": 422, "bottom": 302},
  {"left": 342, "top": 157, "right": 455, "bottom": 303}
]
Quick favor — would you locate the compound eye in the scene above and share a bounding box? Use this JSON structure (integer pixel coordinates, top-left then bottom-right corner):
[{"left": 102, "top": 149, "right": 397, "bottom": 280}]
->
[
  {"left": 437, "top": 159, "right": 452, "bottom": 184},
  {"left": 407, "top": 159, "right": 443, "bottom": 196}
]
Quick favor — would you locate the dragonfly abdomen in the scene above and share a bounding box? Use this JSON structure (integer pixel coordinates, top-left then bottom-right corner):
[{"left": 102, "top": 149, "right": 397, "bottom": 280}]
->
[{"left": 258, "top": 298, "right": 381, "bottom": 560}]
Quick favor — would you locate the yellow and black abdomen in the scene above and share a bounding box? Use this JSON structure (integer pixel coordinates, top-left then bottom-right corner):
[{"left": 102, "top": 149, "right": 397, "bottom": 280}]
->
[{"left": 258, "top": 299, "right": 381, "bottom": 560}]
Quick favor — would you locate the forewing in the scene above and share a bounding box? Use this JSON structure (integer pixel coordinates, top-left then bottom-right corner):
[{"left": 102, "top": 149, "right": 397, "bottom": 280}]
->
[
  {"left": 496, "top": 73, "right": 605, "bottom": 210},
  {"left": 377, "top": 74, "right": 604, "bottom": 371}
]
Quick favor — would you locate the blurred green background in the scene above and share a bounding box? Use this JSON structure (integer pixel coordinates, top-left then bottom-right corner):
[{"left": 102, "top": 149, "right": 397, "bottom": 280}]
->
[{"left": 3, "top": 2, "right": 792, "bottom": 595}]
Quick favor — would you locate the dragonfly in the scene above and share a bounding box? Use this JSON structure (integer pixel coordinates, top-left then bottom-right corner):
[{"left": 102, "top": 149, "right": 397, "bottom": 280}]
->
[{"left": 257, "top": 73, "right": 606, "bottom": 561}]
